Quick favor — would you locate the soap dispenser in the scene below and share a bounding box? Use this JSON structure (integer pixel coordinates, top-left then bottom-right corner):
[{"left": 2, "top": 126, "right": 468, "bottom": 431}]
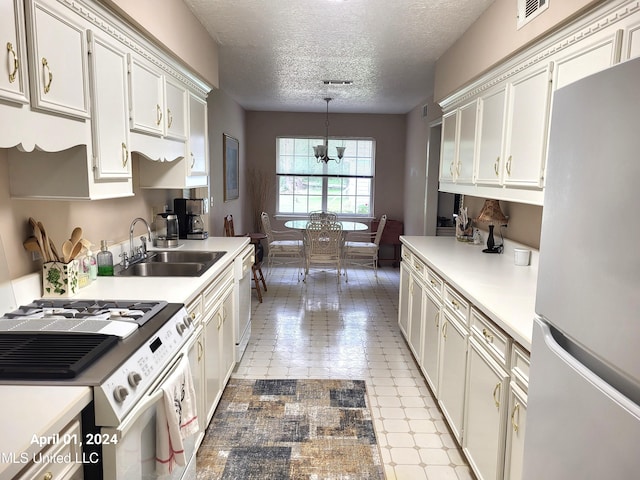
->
[{"left": 97, "top": 240, "right": 114, "bottom": 276}]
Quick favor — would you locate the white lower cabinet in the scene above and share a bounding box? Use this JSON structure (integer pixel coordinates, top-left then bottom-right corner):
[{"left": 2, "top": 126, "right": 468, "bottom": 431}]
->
[
  {"left": 463, "top": 338, "right": 509, "bottom": 480},
  {"left": 437, "top": 310, "right": 468, "bottom": 442},
  {"left": 398, "top": 260, "right": 411, "bottom": 338},
  {"left": 420, "top": 288, "right": 441, "bottom": 394},
  {"left": 399, "top": 244, "right": 532, "bottom": 480},
  {"left": 504, "top": 382, "right": 527, "bottom": 480}
]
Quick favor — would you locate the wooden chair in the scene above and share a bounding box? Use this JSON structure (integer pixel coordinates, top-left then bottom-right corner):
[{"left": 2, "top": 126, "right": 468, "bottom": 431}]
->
[
  {"left": 224, "top": 214, "right": 267, "bottom": 302},
  {"left": 303, "top": 221, "right": 343, "bottom": 282},
  {"left": 260, "top": 212, "right": 304, "bottom": 278},
  {"left": 343, "top": 214, "right": 387, "bottom": 282}
]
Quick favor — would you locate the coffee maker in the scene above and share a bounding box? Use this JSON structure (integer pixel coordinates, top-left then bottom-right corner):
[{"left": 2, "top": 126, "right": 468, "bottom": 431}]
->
[{"left": 174, "top": 198, "right": 209, "bottom": 239}]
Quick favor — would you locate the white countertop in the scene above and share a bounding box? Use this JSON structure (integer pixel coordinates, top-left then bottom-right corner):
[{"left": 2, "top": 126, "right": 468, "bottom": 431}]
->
[
  {"left": 400, "top": 236, "right": 538, "bottom": 350},
  {"left": 0, "top": 386, "right": 92, "bottom": 479},
  {"left": 0, "top": 237, "right": 250, "bottom": 478}
]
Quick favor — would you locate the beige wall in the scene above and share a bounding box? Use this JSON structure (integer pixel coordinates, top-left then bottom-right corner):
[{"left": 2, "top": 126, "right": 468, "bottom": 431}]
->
[
  {"left": 100, "top": 0, "right": 219, "bottom": 88},
  {"left": 434, "top": 0, "right": 604, "bottom": 101},
  {"left": 245, "top": 111, "right": 406, "bottom": 228},
  {"left": 206, "top": 89, "right": 248, "bottom": 237}
]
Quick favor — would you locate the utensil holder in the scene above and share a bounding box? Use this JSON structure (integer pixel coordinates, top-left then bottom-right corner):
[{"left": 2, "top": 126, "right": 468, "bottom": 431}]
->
[{"left": 42, "top": 260, "right": 80, "bottom": 297}]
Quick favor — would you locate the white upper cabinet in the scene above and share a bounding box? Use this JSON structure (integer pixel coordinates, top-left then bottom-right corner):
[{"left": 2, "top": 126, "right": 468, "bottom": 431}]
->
[
  {"left": 439, "top": 110, "right": 458, "bottom": 183},
  {"left": 87, "top": 30, "right": 131, "bottom": 180},
  {"left": 165, "top": 78, "right": 187, "bottom": 141},
  {"left": 553, "top": 28, "right": 622, "bottom": 91},
  {"left": 188, "top": 92, "right": 208, "bottom": 178},
  {"left": 438, "top": 0, "right": 640, "bottom": 206},
  {"left": 24, "top": 0, "right": 89, "bottom": 118},
  {"left": 476, "top": 86, "right": 508, "bottom": 186},
  {"left": 129, "top": 56, "right": 164, "bottom": 136},
  {"left": 502, "top": 63, "right": 552, "bottom": 188},
  {"left": 1, "top": 0, "right": 29, "bottom": 105}
]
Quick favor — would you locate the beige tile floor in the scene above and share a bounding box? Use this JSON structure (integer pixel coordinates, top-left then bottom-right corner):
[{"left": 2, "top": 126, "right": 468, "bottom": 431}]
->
[{"left": 233, "top": 264, "right": 475, "bottom": 480}]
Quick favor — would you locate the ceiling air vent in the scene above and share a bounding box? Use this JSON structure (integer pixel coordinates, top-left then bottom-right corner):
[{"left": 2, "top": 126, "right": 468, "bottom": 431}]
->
[
  {"left": 517, "top": 0, "right": 549, "bottom": 30},
  {"left": 422, "top": 104, "right": 429, "bottom": 118}
]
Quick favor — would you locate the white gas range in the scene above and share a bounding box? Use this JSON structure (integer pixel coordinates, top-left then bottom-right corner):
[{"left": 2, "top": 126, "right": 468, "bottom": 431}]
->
[{"left": 0, "top": 299, "right": 198, "bottom": 479}]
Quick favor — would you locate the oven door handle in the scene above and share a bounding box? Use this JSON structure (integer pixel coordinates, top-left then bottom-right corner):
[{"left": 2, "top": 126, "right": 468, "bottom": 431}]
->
[{"left": 105, "top": 352, "right": 185, "bottom": 438}]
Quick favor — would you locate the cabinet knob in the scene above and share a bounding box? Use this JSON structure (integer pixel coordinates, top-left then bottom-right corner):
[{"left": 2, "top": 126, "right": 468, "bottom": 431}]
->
[
  {"left": 156, "top": 104, "right": 163, "bottom": 126},
  {"left": 43, "top": 472, "right": 53, "bottom": 480},
  {"left": 492, "top": 382, "right": 501, "bottom": 409},
  {"left": 511, "top": 402, "right": 521, "bottom": 433},
  {"left": 506, "top": 155, "right": 513, "bottom": 176},
  {"left": 494, "top": 157, "right": 500, "bottom": 176}
]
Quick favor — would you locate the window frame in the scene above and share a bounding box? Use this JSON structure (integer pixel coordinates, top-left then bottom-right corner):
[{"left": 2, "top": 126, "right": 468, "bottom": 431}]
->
[{"left": 275, "top": 136, "right": 376, "bottom": 218}]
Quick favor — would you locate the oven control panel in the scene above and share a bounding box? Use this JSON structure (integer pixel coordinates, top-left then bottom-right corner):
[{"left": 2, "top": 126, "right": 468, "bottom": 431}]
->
[{"left": 94, "top": 306, "right": 193, "bottom": 426}]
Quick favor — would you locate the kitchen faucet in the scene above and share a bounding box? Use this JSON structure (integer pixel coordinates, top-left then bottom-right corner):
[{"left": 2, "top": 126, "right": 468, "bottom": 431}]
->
[{"left": 124, "top": 217, "right": 152, "bottom": 267}]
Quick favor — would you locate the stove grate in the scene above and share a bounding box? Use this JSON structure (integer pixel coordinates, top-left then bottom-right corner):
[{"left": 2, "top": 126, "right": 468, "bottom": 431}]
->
[{"left": 0, "top": 333, "right": 119, "bottom": 379}]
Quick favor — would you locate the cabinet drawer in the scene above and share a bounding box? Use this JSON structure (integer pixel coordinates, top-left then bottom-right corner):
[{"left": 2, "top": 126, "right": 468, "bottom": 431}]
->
[
  {"left": 511, "top": 343, "right": 531, "bottom": 389},
  {"left": 444, "top": 285, "right": 469, "bottom": 324},
  {"left": 17, "top": 418, "right": 83, "bottom": 480},
  {"left": 470, "top": 308, "right": 510, "bottom": 368},
  {"left": 186, "top": 295, "right": 203, "bottom": 327},
  {"left": 425, "top": 267, "right": 443, "bottom": 298},
  {"left": 203, "top": 266, "right": 234, "bottom": 316}
]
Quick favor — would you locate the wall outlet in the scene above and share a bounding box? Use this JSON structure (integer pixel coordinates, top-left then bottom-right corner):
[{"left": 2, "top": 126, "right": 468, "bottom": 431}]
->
[{"left": 32, "top": 251, "right": 41, "bottom": 261}]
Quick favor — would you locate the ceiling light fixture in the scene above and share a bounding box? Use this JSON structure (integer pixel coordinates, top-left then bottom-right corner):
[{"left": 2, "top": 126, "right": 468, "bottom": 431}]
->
[{"left": 313, "top": 97, "right": 345, "bottom": 164}]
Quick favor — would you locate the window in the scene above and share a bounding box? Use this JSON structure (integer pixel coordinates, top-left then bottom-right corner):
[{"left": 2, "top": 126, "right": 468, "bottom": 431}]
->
[{"left": 276, "top": 137, "right": 375, "bottom": 216}]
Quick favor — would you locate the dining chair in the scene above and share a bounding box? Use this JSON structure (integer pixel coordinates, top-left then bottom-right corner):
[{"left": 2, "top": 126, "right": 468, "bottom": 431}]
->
[
  {"left": 309, "top": 211, "right": 338, "bottom": 222},
  {"left": 224, "top": 214, "right": 267, "bottom": 302},
  {"left": 343, "top": 214, "right": 388, "bottom": 282},
  {"left": 303, "top": 221, "right": 343, "bottom": 282},
  {"left": 260, "top": 212, "right": 304, "bottom": 278}
]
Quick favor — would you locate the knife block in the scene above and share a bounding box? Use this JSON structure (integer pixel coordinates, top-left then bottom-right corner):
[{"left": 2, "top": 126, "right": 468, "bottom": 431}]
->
[{"left": 42, "top": 260, "right": 80, "bottom": 297}]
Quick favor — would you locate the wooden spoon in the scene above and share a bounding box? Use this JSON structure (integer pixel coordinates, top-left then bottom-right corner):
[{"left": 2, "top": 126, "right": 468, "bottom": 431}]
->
[
  {"left": 70, "top": 227, "right": 83, "bottom": 247},
  {"left": 48, "top": 239, "right": 61, "bottom": 262},
  {"left": 23, "top": 236, "right": 41, "bottom": 255},
  {"left": 62, "top": 240, "right": 73, "bottom": 263},
  {"left": 38, "top": 221, "right": 54, "bottom": 262},
  {"left": 29, "top": 218, "right": 48, "bottom": 262},
  {"left": 69, "top": 241, "right": 83, "bottom": 261}
]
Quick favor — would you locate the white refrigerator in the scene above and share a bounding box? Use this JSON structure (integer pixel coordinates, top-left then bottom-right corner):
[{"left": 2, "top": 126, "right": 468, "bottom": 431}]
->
[{"left": 523, "top": 57, "right": 640, "bottom": 478}]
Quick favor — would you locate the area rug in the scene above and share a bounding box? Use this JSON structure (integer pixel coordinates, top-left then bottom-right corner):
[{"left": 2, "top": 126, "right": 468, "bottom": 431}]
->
[{"left": 196, "top": 378, "right": 385, "bottom": 480}]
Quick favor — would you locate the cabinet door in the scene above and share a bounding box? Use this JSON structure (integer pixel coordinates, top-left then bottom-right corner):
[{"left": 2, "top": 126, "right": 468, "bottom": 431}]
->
[
  {"left": 407, "top": 274, "right": 424, "bottom": 360},
  {"left": 463, "top": 338, "right": 509, "bottom": 480},
  {"left": 188, "top": 92, "right": 208, "bottom": 177},
  {"left": 398, "top": 261, "right": 410, "bottom": 338},
  {"left": 1, "top": 0, "right": 29, "bottom": 104},
  {"left": 128, "top": 56, "right": 164, "bottom": 136},
  {"left": 476, "top": 86, "right": 507, "bottom": 185},
  {"left": 220, "top": 286, "right": 235, "bottom": 387},
  {"left": 553, "top": 29, "right": 621, "bottom": 90},
  {"left": 25, "top": 0, "right": 89, "bottom": 118},
  {"left": 204, "top": 308, "right": 222, "bottom": 424},
  {"left": 439, "top": 110, "right": 458, "bottom": 183},
  {"left": 456, "top": 100, "right": 478, "bottom": 184},
  {"left": 187, "top": 328, "right": 204, "bottom": 445},
  {"left": 87, "top": 30, "right": 131, "bottom": 179},
  {"left": 504, "top": 383, "right": 527, "bottom": 480},
  {"left": 623, "top": 16, "right": 640, "bottom": 60},
  {"left": 503, "top": 64, "right": 552, "bottom": 188},
  {"left": 164, "top": 78, "right": 187, "bottom": 141},
  {"left": 420, "top": 289, "right": 441, "bottom": 395},
  {"left": 438, "top": 311, "right": 468, "bottom": 442}
]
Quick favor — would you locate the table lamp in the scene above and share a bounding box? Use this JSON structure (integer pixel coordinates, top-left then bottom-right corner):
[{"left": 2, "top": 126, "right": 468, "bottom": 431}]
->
[{"left": 476, "top": 199, "right": 508, "bottom": 253}]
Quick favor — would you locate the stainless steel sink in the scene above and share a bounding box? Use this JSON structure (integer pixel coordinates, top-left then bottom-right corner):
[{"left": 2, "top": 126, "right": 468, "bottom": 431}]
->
[
  {"left": 146, "top": 251, "right": 226, "bottom": 264},
  {"left": 115, "top": 251, "right": 227, "bottom": 277}
]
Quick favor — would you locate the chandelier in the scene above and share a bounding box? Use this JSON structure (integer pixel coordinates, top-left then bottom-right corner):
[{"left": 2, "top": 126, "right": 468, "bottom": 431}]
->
[{"left": 313, "top": 98, "right": 345, "bottom": 164}]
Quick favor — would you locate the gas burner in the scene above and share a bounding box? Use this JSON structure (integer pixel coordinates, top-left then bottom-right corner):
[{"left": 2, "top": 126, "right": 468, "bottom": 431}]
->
[{"left": 1, "top": 299, "right": 168, "bottom": 327}]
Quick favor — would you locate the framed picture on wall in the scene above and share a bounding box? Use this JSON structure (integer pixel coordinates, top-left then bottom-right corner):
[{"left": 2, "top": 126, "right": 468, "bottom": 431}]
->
[{"left": 223, "top": 134, "right": 239, "bottom": 201}]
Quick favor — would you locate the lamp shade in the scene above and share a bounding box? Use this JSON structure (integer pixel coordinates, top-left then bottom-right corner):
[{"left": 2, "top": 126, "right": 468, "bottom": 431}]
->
[{"left": 477, "top": 199, "right": 508, "bottom": 225}]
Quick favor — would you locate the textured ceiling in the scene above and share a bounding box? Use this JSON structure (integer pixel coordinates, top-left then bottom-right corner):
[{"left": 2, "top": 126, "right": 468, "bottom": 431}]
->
[{"left": 183, "top": 0, "right": 495, "bottom": 114}]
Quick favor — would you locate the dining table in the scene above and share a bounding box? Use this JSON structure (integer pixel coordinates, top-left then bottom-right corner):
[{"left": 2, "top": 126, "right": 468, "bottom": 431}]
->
[{"left": 284, "top": 220, "right": 369, "bottom": 231}]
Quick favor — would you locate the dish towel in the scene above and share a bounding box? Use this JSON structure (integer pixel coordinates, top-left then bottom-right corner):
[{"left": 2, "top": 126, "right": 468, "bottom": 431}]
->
[{"left": 155, "top": 356, "right": 199, "bottom": 475}]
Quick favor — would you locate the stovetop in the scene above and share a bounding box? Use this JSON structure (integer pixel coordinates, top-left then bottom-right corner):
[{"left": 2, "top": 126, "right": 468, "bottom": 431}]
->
[
  {"left": 0, "top": 300, "right": 180, "bottom": 384},
  {"left": 0, "top": 299, "right": 168, "bottom": 326}
]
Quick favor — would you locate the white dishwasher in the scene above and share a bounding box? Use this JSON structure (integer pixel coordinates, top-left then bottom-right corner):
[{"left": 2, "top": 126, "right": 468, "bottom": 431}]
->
[{"left": 234, "top": 243, "right": 253, "bottom": 360}]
